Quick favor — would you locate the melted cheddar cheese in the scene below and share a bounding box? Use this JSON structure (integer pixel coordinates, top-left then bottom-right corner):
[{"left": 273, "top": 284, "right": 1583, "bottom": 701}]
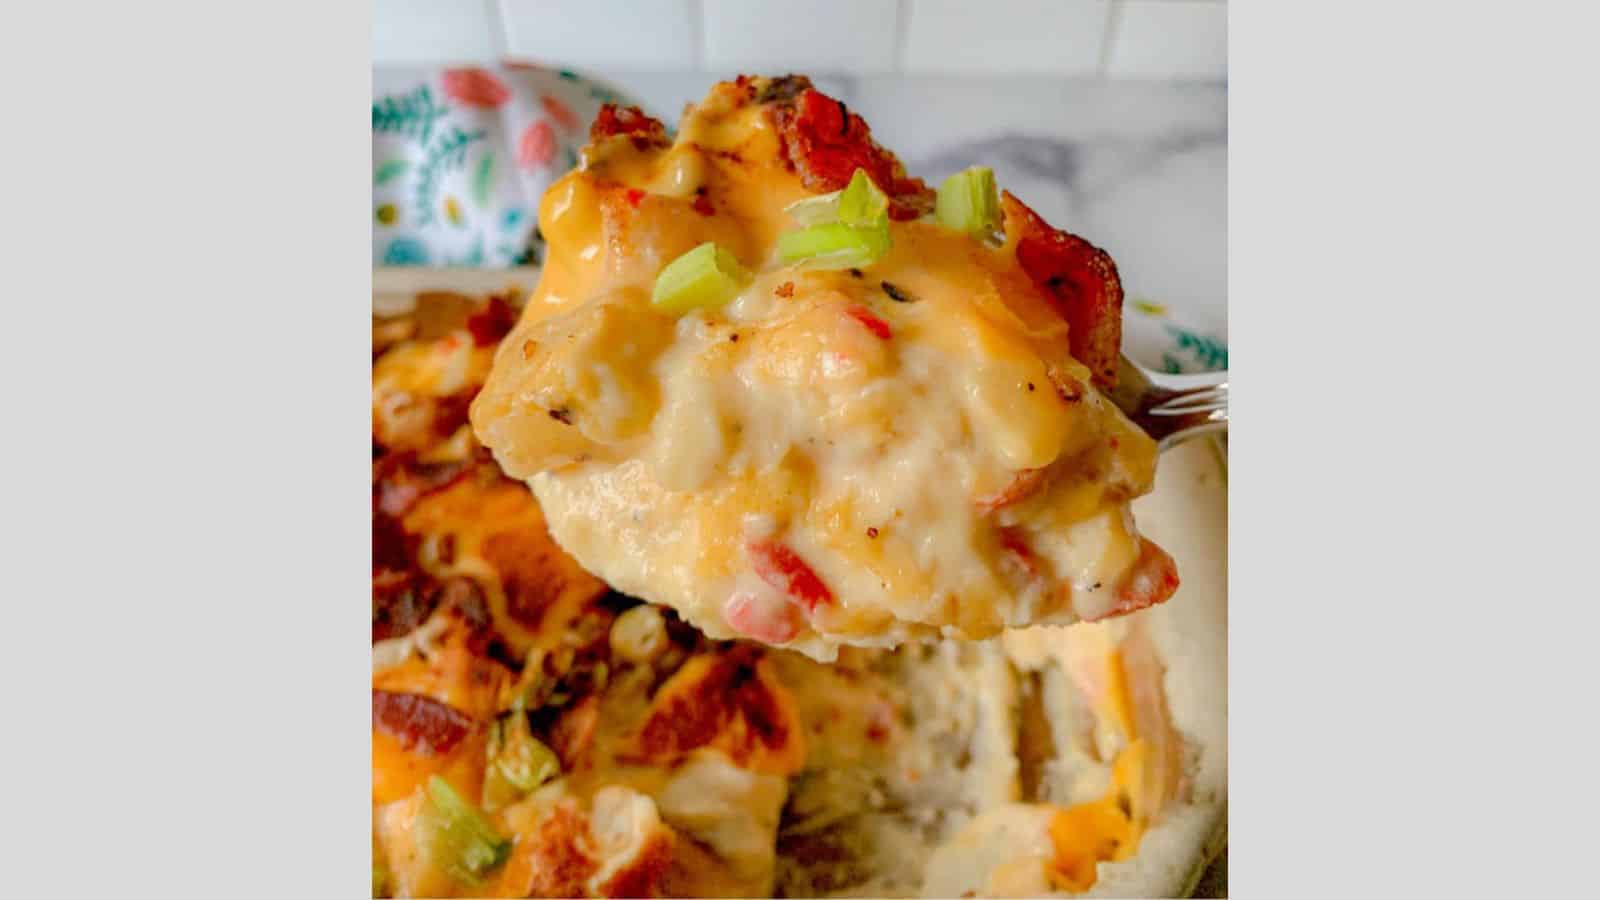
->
[{"left": 472, "top": 76, "right": 1172, "bottom": 660}]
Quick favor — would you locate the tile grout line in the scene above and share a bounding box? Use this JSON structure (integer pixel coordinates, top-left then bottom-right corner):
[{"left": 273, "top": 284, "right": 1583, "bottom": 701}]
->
[
  {"left": 487, "top": 0, "right": 510, "bottom": 62},
  {"left": 1098, "top": 0, "right": 1125, "bottom": 77}
]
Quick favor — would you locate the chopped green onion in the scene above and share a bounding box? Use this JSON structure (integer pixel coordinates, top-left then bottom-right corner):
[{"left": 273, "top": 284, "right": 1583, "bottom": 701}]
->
[
  {"left": 778, "top": 222, "right": 891, "bottom": 271},
  {"left": 482, "top": 708, "right": 560, "bottom": 811},
  {"left": 784, "top": 169, "right": 890, "bottom": 229},
  {"left": 783, "top": 189, "right": 844, "bottom": 226},
  {"left": 936, "top": 166, "right": 1000, "bottom": 239},
  {"left": 651, "top": 242, "right": 750, "bottom": 314},
  {"left": 422, "top": 775, "right": 511, "bottom": 887},
  {"left": 837, "top": 169, "right": 890, "bottom": 227}
]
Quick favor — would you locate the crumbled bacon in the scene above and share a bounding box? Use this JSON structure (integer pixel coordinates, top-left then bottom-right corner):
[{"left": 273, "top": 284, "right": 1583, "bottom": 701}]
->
[
  {"left": 1086, "top": 538, "right": 1180, "bottom": 621},
  {"left": 465, "top": 294, "right": 518, "bottom": 347},
  {"left": 372, "top": 569, "right": 439, "bottom": 642},
  {"left": 769, "top": 86, "right": 935, "bottom": 220},
  {"left": 372, "top": 454, "right": 474, "bottom": 518},
  {"left": 976, "top": 466, "right": 1051, "bottom": 514},
  {"left": 372, "top": 689, "right": 473, "bottom": 755},
  {"left": 1004, "top": 191, "right": 1124, "bottom": 390},
  {"left": 746, "top": 539, "right": 834, "bottom": 613},
  {"left": 590, "top": 104, "right": 668, "bottom": 147}
]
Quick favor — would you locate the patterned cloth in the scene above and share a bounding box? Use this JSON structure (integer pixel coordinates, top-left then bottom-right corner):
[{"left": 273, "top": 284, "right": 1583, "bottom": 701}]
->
[{"left": 372, "top": 65, "right": 635, "bottom": 268}]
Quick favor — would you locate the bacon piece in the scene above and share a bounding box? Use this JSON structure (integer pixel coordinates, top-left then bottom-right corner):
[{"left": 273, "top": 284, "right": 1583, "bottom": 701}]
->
[
  {"left": 372, "top": 570, "right": 438, "bottom": 642},
  {"left": 977, "top": 466, "right": 1051, "bottom": 514},
  {"left": 844, "top": 305, "right": 892, "bottom": 340},
  {"left": 746, "top": 539, "right": 834, "bottom": 613},
  {"left": 770, "top": 87, "right": 935, "bottom": 220},
  {"left": 372, "top": 454, "right": 474, "bottom": 518},
  {"left": 371, "top": 689, "right": 473, "bottom": 755},
  {"left": 590, "top": 103, "right": 668, "bottom": 146},
  {"left": 1086, "top": 538, "right": 1180, "bottom": 622},
  {"left": 464, "top": 294, "right": 517, "bottom": 347},
  {"left": 1004, "top": 191, "right": 1124, "bottom": 391}
]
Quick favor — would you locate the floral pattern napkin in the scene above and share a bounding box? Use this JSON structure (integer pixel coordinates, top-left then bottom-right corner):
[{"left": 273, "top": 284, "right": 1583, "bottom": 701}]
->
[{"left": 372, "top": 65, "right": 633, "bottom": 268}]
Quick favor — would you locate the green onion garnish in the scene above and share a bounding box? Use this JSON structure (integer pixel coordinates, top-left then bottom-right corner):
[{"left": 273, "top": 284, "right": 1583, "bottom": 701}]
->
[
  {"left": 778, "top": 222, "right": 892, "bottom": 271},
  {"left": 837, "top": 169, "right": 890, "bottom": 227},
  {"left": 783, "top": 189, "right": 844, "bottom": 226},
  {"left": 651, "top": 242, "right": 750, "bottom": 314},
  {"left": 936, "top": 166, "right": 1000, "bottom": 239},
  {"left": 784, "top": 169, "right": 890, "bottom": 229},
  {"left": 482, "top": 709, "right": 560, "bottom": 811},
  {"left": 422, "top": 776, "right": 511, "bottom": 887}
]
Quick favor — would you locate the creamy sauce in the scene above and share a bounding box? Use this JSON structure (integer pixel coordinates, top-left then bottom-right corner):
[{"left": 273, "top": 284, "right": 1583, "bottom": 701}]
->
[{"left": 471, "top": 79, "right": 1160, "bottom": 660}]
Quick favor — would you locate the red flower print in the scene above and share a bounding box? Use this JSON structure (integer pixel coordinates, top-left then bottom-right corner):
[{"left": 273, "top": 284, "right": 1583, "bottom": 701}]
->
[
  {"left": 441, "top": 68, "right": 509, "bottom": 108},
  {"left": 540, "top": 94, "right": 579, "bottom": 132},
  {"left": 518, "top": 121, "right": 557, "bottom": 169}
]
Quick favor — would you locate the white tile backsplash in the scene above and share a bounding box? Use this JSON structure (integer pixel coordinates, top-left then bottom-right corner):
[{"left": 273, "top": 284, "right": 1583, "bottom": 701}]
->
[
  {"left": 372, "top": 0, "right": 500, "bottom": 64},
  {"left": 1106, "top": 0, "right": 1227, "bottom": 80},
  {"left": 498, "top": 0, "right": 697, "bottom": 71},
  {"left": 902, "top": 0, "right": 1110, "bottom": 76},
  {"left": 701, "top": 0, "right": 899, "bottom": 74},
  {"left": 373, "top": 0, "right": 1227, "bottom": 82}
]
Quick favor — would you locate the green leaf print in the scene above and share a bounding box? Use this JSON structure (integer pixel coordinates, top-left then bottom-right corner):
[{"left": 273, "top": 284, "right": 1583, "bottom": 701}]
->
[
  {"left": 374, "top": 159, "right": 409, "bottom": 187},
  {"left": 472, "top": 153, "right": 496, "bottom": 208},
  {"left": 371, "top": 85, "right": 449, "bottom": 144},
  {"left": 414, "top": 127, "right": 488, "bottom": 227},
  {"left": 1164, "top": 325, "right": 1229, "bottom": 371}
]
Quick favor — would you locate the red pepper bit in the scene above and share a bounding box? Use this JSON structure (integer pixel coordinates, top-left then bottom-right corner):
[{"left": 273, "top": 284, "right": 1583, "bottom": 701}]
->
[
  {"left": 624, "top": 187, "right": 646, "bottom": 208},
  {"left": 746, "top": 539, "right": 834, "bottom": 613},
  {"left": 691, "top": 193, "right": 715, "bottom": 216},
  {"left": 845, "top": 305, "right": 892, "bottom": 340}
]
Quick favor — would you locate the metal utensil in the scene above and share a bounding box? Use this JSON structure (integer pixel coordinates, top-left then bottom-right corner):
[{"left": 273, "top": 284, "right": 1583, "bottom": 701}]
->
[{"left": 1107, "top": 355, "right": 1229, "bottom": 451}]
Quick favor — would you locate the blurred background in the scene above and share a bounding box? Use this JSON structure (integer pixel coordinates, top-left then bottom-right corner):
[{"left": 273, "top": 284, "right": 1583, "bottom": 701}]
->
[{"left": 373, "top": 0, "right": 1226, "bottom": 366}]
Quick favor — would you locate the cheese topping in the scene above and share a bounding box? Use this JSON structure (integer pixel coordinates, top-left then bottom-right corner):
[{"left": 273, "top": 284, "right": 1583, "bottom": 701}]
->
[{"left": 472, "top": 77, "right": 1173, "bottom": 660}]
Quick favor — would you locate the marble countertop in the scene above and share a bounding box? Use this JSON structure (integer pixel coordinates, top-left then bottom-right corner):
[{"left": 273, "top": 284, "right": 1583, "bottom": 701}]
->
[{"left": 604, "top": 72, "right": 1228, "bottom": 344}]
